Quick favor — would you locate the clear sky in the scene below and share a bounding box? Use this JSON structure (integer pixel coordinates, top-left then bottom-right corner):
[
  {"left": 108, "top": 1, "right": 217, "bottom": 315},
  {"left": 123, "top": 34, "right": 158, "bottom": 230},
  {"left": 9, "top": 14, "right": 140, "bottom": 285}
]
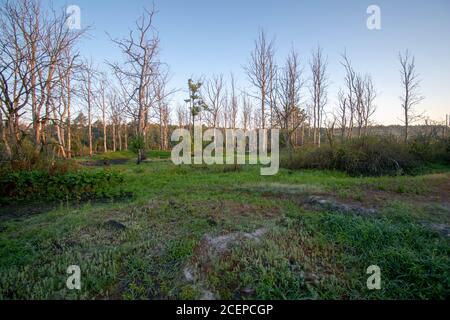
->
[{"left": 64, "top": 0, "right": 450, "bottom": 125}]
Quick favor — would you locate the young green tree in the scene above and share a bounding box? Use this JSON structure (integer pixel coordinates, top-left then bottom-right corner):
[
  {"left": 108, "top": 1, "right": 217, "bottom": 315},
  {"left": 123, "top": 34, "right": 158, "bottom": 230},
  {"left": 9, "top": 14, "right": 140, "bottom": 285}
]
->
[{"left": 185, "top": 79, "right": 207, "bottom": 135}]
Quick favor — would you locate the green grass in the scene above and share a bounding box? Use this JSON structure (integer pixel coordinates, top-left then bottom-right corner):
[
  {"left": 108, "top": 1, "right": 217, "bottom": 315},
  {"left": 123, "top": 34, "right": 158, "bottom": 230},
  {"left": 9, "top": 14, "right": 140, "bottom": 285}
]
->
[
  {"left": 81, "top": 150, "right": 136, "bottom": 161},
  {"left": 76, "top": 150, "right": 171, "bottom": 162},
  {"left": 147, "top": 150, "right": 171, "bottom": 159},
  {"left": 0, "top": 151, "right": 449, "bottom": 300}
]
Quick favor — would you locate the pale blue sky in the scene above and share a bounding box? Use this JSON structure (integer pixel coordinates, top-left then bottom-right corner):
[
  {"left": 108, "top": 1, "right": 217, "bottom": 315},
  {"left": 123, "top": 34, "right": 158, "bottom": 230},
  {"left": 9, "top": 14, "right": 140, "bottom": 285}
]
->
[{"left": 62, "top": 0, "right": 450, "bottom": 125}]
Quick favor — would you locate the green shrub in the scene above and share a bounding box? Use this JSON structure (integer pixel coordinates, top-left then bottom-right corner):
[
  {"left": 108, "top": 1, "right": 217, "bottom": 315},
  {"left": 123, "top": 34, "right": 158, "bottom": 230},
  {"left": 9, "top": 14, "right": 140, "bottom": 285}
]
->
[
  {"left": 282, "top": 136, "right": 423, "bottom": 177},
  {"left": 445, "top": 139, "right": 450, "bottom": 164},
  {"left": 0, "top": 169, "right": 125, "bottom": 203},
  {"left": 407, "top": 135, "right": 450, "bottom": 164},
  {"left": 130, "top": 136, "right": 147, "bottom": 163},
  {"left": 130, "top": 136, "right": 145, "bottom": 155},
  {"left": 339, "top": 137, "right": 418, "bottom": 176}
]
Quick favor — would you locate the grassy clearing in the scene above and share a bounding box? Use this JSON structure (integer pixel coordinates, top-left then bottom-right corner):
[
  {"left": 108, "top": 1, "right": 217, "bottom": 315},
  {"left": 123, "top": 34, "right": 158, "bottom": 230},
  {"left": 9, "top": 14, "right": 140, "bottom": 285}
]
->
[
  {"left": 76, "top": 150, "right": 171, "bottom": 162},
  {"left": 0, "top": 151, "right": 449, "bottom": 300}
]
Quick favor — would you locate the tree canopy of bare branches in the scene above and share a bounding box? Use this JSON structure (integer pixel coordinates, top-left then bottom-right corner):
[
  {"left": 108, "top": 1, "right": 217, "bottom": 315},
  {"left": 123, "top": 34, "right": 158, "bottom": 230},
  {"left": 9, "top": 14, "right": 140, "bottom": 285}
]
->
[
  {"left": 310, "top": 46, "right": 329, "bottom": 147},
  {"left": 399, "top": 50, "right": 424, "bottom": 142},
  {"left": 274, "top": 48, "right": 306, "bottom": 157},
  {"left": 204, "top": 74, "right": 225, "bottom": 128},
  {"left": 339, "top": 52, "right": 377, "bottom": 138},
  {"left": 108, "top": 5, "right": 164, "bottom": 162},
  {"left": 245, "top": 29, "right": 276, "bottom": 129},
  {"left": 0, "top": 0, "right": 85, "bottom": 158},
  {"left": 108, "top": 6, "right": 160, "bottom": 141}
]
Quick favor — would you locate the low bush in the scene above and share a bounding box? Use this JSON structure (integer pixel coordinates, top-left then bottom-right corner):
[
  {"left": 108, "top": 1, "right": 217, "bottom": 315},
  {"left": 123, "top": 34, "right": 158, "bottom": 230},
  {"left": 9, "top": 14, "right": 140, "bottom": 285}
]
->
[
  {"left": 281, "top": 136, "right": 448, "bottom": 177},
  {"left": 408, "top": 135, "right": 450, "bottom": 164},
  {"left": 446, "top": 139, "right": 450, "bottom": 164},
  {"left": 0, "top": 169, "right": 125, "bottom": 203},
  {"left": 130, "top": 136, "right": 146, "bottom": 160}
]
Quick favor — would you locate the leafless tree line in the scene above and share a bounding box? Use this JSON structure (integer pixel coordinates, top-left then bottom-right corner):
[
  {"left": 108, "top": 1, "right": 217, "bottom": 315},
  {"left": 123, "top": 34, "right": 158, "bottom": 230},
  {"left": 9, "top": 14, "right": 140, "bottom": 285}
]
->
[
  {"left": 336, "top": 52, "right": 377, "bottom": 141},
  {"left": 0, "top": 1, "right": 430, "bottom": 162},
  {"left": 0, "top": 0, "right": 174, "bottom": 161},
  {"left": 0, "top": 0, "right": 85, "bottom": 159}
]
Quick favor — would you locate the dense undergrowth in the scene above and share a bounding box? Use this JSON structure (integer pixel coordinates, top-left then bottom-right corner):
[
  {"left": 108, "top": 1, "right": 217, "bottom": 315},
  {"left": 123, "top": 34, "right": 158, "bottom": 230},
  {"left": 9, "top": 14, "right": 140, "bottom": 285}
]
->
[
  {"left": 0, "top": 169, "right": 125, "bottom": 204},
  {"left": 281, "top": 136, "right": 450, "bottom": 177},
  {"left": 0, "top": 157, "right": 126, "bottom": 204}
]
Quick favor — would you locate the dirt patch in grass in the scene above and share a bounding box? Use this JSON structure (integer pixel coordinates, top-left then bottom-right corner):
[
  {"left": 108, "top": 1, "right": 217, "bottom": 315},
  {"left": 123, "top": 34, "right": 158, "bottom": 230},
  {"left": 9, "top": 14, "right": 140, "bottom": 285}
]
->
[
  {"left": 306, "top": 196, "right": 378, "bottom": 216},
  {"left": 200, "top": 228, "right": 268, "bottom": 255},
  {"left": 421, "top": 222, "right": 450, "bottom": 238},
  {"left": 356, "top": 174, "right": 450, "bottom": 207},
  {"left": 424, "top": 177, "right": 450, "bottom": 207},
  {"left": 187, "top": 225, "right": 345, "bottom": 300},
  {"left": 334, "top": 185, "right": 450, "bottom": 223},
  {"left": 182, "top": 228, "right": 269, "bottom": 300},
  {"left": 260, "top": 190, "right": 379, "bottom": 217},
  {"left": 257, "top": 179, "right": 450, "bottom": 234},
  {"left": 340, "top": 186, "right": 450, "bottom": 208}
]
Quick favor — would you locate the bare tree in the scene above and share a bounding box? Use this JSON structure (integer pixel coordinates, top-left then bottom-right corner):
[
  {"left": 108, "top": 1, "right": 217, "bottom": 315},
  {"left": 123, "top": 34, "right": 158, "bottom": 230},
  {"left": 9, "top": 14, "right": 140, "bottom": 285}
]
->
[
  {"left": 340, "top": 52, "right": 376, "bottom": 138},
  {"left": 245, "top": 29, "right": 275, "bottom": 129},
  {"left": 221, "top": 93, "right": 229, "bottom": 129},
  {"left": 108, "top": 6, "right": 160, "bottom": 162},
  {"left": 0, "top": 0, "right": 86, "bottom": 157},
  {"left": 336, "top": 89, "right": 348, "bottom": 140},
  {"left": 159, "top": 100, "right": 171, "bottom": 150},
  {"left": 340, "top": 52, "right": 357, "bottom": 138},
  {"left": 115, "top": 84, "right": 132, "bottom": 151},
  {"left": 0, "top": 0, "right": 33, "bottom": 158},
  {"left": 362, "top": 75, "right": 377, "bottom": 131},
  {"left": 96, "top": 77, "right": 108, "bottom": 153},
  {"left": 274, "top": 48, "right": 306, "bottom": 159},
  {"left": 252, "top": 106, "right": 261, "bottom": 129},
  {"left": 176, "top": 103, "right": 188, "bottom": 129},
  {"left": 79, "top": 60, "right": 98, "bottom": 157},
  {"left": 241, "top": 94, "right": 252, "bottom": 131},
  {"left": 54, "top": 47, "right": 78, "bottom": 158},
  {"left": 0, "top": 103, "right": 11, "bottom": 158},
  {"left": 229, "top": 73, "right": 239, "bottom": 130},
  {"left": 399, "top": 50, "right": 424, "bottom": 142},
  {"left": 108, "top": 89, "right": 122, "bottom": 152},
  {"left": 267, "top": 52, "right": 277, "bottom": 128},
  {"left": 324, "top": 113, "right": 337, "bottom": 148},
  {"left": 153, "top": 71, "right": 173, "bottom": 150},
  {"left": 204, "top": 73, "right": 225, "bottom": 128},
  {"left": 37, "top": 5, "right": 85, "bottom": 151},
  {"left": 354, "top": 74, "right": 365, "bottom": 136},
  {"left": 310, "top": 46, "right": 328, "bottom": 147}
]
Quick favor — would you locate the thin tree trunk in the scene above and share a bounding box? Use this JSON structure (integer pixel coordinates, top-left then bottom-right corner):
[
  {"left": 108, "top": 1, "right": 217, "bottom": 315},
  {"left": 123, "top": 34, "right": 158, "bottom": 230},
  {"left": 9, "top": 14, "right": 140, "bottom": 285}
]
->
[
  {"left": 88, "top": 76, "right": 93, "bottom": 157},
  {"left": 112, "top": 122, "right": 116, "bottom": 152},
  {"left": 118, "top": 123, "right": 123, "bottom": 151},
  {"left": 67, "top": 76, "right": 72, "bottom": 159},
  {"left": 102, "top": 88, "right": 107, "bottom": 153},
  {"left": 124, "top": 124, "right": 128, "bottom": 150},
  {"left": 0, "top": 111, "right": 12, "bottom": 159}
]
